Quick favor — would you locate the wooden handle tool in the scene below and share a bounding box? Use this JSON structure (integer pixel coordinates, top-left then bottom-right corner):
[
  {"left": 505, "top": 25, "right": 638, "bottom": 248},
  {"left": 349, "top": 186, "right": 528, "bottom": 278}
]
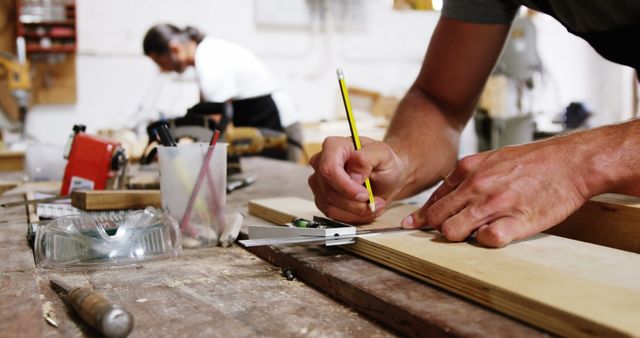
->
[{"left": 50, "top": 279, "right": 134, "bottom": 338}]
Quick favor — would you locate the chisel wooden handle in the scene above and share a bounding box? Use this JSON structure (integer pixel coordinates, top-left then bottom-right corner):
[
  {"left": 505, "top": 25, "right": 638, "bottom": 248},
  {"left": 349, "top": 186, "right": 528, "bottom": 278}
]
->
[{"left": 66, "top": 287, "right": 134, "bottom": 338}]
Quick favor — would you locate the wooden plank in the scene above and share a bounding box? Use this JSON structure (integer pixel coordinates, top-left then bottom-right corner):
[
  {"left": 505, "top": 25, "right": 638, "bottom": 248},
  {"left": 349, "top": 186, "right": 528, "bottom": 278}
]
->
[
  {"left": 249, "top": 197, "right": 415, "bottom": 231},
  {"left": 549, "top": 193, "right": 640, "bottom": 253},
  {"left": 0, "top": 151, "right": 24, "bottom": 171},
  {"left": 234, "top": 158, "right": 550, "bottom": 336},
  {"left": 249, "top": 196, "right": 640, "bottom": 338},
  {"left": 70, "top": 189, "right": 161, "bottom": 210}
]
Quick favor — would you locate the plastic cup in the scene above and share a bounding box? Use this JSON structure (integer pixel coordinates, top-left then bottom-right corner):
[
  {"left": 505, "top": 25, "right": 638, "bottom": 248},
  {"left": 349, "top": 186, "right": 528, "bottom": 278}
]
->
[{"left": 157, "top": 143, "right": 227, "bottom": 247}]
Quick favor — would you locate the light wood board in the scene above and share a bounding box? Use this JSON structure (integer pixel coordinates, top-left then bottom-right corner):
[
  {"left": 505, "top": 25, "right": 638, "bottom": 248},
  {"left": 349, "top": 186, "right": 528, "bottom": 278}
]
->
[
  {"left": 249, "top": 197, "right": 416, "bottom": 231},
  {"left": 249, "top": 197, "right": 640, "bottom": 337},
  {"left": 239, "top": 158, "right": 546, "bottom": 336},
  {"left": 70, "top": 189, "right": 161, "bottom": 210}
]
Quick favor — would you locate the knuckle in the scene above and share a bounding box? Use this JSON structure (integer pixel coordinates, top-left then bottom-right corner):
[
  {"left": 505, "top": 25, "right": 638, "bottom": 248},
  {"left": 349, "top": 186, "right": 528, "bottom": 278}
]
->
[
  {"left": 441, "top": 223, "right": 463, "bottom": 242},
  {"left": 486, "top": 191, "right": 514, "bottom": 211},
  {"left": 309, "top": 154, "right": 320, "bottom": 169},
  {"left": 321, "top": 137, "right": 333, "bottom": 148},
  {"left": 318, "top": 164, "right": 334, "bottom": 180},
  {"left": 322, "top": 136, "right": 341, "bottom": 149},
  {"left": 457, "top": 156, "right": 477, "bottom": 174},
  {"left": 467, "top": 174, "right": 491, "bottom": 193},
  {"left": 468, "top": 204, "right": 489, "bottom": 221},
  {"left": 308, "top": 174, "right": 320, "bottom": 192},
  {"left": 324, "top": 209, "right": 337, "bottom": 219},
  {"left": 323, "top": 205, "right": 342, "bottom": 220},
  {"left": 423, "top": 207, "right": 440, "bottom": 228},
  {"left": 483, "top": 226, "right": 509, "bottom": 247},
  {"left": 314, "top": 196, "right": 328, "bottom": 213}
]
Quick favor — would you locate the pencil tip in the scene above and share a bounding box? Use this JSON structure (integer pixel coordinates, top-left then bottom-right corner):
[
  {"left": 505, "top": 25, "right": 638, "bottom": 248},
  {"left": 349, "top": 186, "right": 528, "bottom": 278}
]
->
[
  {"left": 336, "top": 68, "right": 343, "bottom": 79},
  {"left": 369, "top": 202, "right": 376, "bottom": 214}
]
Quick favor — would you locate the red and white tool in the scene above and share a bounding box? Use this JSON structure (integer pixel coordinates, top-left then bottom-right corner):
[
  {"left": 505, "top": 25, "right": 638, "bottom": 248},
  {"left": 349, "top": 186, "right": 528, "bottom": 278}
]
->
[{"left": 60, "top": 125, "right": 128, "bottom": 196}]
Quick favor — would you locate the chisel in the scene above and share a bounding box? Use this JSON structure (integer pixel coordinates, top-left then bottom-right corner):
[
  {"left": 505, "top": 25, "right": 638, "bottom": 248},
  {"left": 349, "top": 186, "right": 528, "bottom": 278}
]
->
[{"left": 49, "top": 279, "right": 134, "bottom": 338}]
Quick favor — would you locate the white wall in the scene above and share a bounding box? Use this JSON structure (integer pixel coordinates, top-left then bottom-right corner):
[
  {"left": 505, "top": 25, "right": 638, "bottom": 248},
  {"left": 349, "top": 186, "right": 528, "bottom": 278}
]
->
[
  {"left": 531, "top": 14, "right": 635, "bottom": 127},
  {"left": 24, "top": 0, "right": 635, "bottom": 150}
]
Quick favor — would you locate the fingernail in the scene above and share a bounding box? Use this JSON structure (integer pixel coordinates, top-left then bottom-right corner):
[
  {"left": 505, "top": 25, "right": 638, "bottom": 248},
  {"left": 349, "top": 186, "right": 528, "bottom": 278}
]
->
[
  {"left": 401, "top": 215, "right": 414, "bottom": 228},
  {"left": 356, "top": 192, "right": 369, "bottom": 201},
  {"left": 374, "top": 201, "right": 385, "bottom": 216},
  {"left": 375, "top": 200, "right": 384, "bottom": 210},
  {"left": 350, "top": 173, "right": 364, "bottom": 183}
]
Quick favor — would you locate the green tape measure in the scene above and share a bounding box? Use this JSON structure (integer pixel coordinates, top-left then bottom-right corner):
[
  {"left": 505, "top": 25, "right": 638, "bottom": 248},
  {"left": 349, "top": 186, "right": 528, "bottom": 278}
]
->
[{"left": 291, "top": 217, "right": 322, "bottom": 228}]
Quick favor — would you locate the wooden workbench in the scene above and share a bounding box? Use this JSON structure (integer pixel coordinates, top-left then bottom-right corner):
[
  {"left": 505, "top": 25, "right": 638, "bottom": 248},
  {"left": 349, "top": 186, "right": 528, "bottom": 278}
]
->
[{"left": 0, "top": 157, "right": 546, "bottom": 337}]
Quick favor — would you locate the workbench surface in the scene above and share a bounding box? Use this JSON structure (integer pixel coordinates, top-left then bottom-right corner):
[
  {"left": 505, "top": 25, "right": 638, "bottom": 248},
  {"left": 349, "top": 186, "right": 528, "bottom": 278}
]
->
[{"left": 0, "top": 157, "right": 546, "bottom": 337}]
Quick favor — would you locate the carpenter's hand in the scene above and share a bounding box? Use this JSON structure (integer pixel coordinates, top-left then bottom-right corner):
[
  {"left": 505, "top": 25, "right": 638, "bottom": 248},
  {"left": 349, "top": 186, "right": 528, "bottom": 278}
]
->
[
  {"left": 308, "top": 136, "right": 407, "bottom": 223},
  {"left": 401, "top": 138, "right": 592, "bottom": 247}
]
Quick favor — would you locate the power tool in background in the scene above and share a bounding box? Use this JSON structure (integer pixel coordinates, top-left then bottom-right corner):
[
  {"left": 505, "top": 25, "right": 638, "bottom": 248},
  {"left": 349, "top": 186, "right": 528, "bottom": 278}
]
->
[
  {"left": 60, "top": 125, "right": 128, "bottom": 195},
  {"left": 143, "top": 115, "right": 297, "bottom": 174},
  {"left": 169, "top": 100, "right": 303, "bottom": 165},
  {"left": 226, "top": 126, "right": 288, "bottom": 156},
  {"left": 0, "top": 37, "right": 31, "bottom": 126}
]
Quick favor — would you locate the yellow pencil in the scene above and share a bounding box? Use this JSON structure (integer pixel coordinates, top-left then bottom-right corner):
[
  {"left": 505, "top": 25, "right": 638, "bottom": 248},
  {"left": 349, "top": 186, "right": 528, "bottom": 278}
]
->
[{"left": 336, "top": 68, "right": 376, "bottom": 213}]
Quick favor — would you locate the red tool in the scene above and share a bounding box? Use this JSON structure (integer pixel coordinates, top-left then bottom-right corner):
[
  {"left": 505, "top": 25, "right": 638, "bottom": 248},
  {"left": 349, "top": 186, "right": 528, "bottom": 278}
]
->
[{"left": 60, "top": 125, "right": 128, "bottom": 196}]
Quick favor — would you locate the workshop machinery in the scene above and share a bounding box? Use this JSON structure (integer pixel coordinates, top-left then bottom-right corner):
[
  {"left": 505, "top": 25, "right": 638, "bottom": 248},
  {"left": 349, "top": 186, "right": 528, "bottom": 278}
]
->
[
  {"left": 0, "top": 37, "right": 31, "bottom": 124},
  {"left": 144, "top": 117, "right": 292, "bottom": 173},
  {"left": 475, "top": 12, "right": 542, "bottom": 151}
]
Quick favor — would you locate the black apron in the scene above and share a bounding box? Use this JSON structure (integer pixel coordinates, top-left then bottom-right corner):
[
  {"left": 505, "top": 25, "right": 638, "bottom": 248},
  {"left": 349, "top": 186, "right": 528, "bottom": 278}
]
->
[
  {"left": 231, "top": 94, "right": 284, "bottom": 132},
  {"left": 527, "top": 0, "right": 640, "bottom": 76}
]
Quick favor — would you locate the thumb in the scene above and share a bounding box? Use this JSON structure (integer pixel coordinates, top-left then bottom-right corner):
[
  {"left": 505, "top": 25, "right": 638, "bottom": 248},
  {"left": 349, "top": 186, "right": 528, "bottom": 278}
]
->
[{"left": 401, "top": 205, "right": 431, "bottom": 230}]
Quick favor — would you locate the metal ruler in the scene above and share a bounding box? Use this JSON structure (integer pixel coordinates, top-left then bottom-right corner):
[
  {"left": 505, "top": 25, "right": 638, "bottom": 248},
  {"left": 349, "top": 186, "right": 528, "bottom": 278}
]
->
[{"left": 239, "top": 215, "right": 413, "bottom": 247}]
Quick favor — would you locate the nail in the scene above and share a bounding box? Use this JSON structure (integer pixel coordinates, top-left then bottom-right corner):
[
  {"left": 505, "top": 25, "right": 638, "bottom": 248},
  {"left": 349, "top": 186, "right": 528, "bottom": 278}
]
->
[
  {"left": 350, "top": 173, "right": 364, "bottom": 183},
  {"left": 375, "top": 199, "right": 384, "bottom": 210},
  {"left": 356, "top": 192, "right": 369, "bottom": 201},
  {"left": 374, "top": 201, "right": 385, "bottom": 216},
  {"left": 401, "top": 215, "right": 414, "bottom": 228}
]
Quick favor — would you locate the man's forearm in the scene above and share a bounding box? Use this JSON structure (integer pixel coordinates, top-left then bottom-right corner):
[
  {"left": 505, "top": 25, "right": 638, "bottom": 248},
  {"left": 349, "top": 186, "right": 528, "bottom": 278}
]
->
[
  {"left": 384, "top": 87, "right": 467, "bottom": 200},
  {"left": 574, "top": 119, "right": 640, "bottom": 197}
]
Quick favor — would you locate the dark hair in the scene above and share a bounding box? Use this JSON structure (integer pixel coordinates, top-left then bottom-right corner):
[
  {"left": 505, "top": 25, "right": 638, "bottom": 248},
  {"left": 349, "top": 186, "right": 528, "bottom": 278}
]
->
[{"left": 143, "top": 24, "right": 205, "bottom": 55}]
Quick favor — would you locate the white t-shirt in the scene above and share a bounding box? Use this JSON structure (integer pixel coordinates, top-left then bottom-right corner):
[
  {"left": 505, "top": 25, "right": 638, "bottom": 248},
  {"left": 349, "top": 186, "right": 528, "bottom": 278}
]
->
[{"left": 194, "top": 37, "right": 298, "bottom": 127}]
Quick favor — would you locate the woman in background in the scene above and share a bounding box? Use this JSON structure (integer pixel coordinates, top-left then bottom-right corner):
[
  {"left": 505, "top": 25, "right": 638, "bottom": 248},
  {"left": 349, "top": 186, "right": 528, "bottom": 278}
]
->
[{"left": 143, "top": 23, "right": 302, "bottom": 161}]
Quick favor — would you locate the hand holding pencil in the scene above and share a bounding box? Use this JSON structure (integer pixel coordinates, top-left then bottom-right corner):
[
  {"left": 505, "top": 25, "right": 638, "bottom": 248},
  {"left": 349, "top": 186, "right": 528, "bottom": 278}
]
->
[
  {"left": 336, "top": 68, "right": 376, "bottom": 213},
  {"left": 307, "top": 68, "right": 408, "bottom": 223}
]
